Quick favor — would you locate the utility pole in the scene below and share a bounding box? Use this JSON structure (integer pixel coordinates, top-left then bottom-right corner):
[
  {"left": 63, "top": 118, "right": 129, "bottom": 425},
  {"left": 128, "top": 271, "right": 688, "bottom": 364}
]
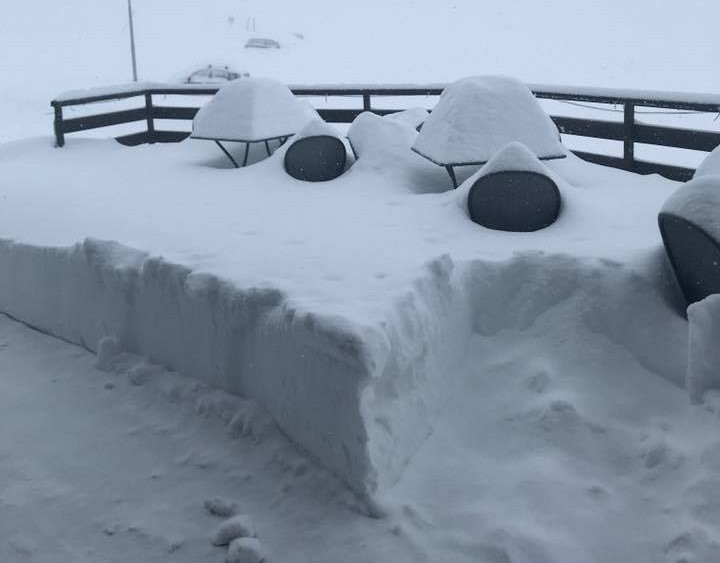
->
[{"left": 127, "top": 0, "right": 138, "bottom": 81}]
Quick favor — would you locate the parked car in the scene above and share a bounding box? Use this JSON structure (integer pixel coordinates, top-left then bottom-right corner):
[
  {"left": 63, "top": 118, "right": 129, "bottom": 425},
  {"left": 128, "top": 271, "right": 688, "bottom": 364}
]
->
[
  {"left": 184, "top": 65, "right": 249, "bottom": 84},
  {"left": 245, "top": 37, "right": 281, "bottom": 49}
]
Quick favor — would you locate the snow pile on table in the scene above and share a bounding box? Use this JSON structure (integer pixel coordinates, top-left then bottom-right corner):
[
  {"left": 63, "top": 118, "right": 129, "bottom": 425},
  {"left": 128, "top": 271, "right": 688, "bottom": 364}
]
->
[
  {"left": 0, "top": 133, "right": 717, "bottom": 511},
  {"left": 412, "top": 75, "right": 567, "bottom": 165},
  {"left": 191, "top": 77, "right": 317, "bottom": 141}
]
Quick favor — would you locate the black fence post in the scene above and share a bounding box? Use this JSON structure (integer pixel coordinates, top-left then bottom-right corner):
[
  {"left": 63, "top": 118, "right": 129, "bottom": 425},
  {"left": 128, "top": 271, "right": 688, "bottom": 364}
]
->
[
  {"left": 145, "top": 93, "right": 155, "bottom": 144},
  {"left": 363, "top": 92, "right": 372, "bottom": 112},
  {"left": 53, "top": 104, "right": 65, "bottom": 148},
  {"left": 623, "top": 103, "right": 635, "bottom": 171}
]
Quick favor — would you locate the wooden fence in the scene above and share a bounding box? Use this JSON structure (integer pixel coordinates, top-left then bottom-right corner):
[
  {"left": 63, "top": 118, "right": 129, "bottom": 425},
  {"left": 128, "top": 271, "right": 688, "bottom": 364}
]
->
[{"left": 51, "top": 83, "right": 720, "bottom": 181}]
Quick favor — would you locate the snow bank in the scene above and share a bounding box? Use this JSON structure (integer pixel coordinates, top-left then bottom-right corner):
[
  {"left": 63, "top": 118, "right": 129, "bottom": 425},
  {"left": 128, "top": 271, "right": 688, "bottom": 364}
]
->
[
  {"left": 0, "top": 238, "right": 373, "bottom": 494},
  {"left": 661, "top": 175, "right": 720, "bottom": 241},
  {"left": 192, "top": 77, "right": 317, "bottom": 141},
  {"left": 412, "top": 75, "right": 566, "bottom": 165},
  {"left": 0, "top": 135, "right": 712, "bottom": 502}
]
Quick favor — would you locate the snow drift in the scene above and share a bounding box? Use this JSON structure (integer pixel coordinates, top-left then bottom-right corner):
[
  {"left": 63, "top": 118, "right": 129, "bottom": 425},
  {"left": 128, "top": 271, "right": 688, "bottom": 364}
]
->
[{"left": 0, "top": 121, "right": 716, "bottom": 501}]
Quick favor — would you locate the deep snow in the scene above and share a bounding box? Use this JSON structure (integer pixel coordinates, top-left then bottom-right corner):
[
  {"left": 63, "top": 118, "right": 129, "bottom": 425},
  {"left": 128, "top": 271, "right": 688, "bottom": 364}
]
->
[{"left": 3, "top": 2, "right": 720, "bottom": 560}]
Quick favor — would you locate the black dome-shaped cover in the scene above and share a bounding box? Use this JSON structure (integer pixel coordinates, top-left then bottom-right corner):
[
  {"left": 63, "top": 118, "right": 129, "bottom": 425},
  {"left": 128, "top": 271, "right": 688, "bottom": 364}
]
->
[
  {"left": 467, "top": 170, "right": 561, "bottom": 232},
  {"left": 284, "top": 135, "right": 347, "bottom": 182},
  {"left": 659, "top": 212, "right": 720, "bottom": 307}
]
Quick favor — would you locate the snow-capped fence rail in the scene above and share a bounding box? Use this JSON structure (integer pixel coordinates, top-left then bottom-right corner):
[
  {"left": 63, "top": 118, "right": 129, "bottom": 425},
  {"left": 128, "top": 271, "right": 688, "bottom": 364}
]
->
[{"left": 51, "top": 82, "right": 720, "bottom": 181}]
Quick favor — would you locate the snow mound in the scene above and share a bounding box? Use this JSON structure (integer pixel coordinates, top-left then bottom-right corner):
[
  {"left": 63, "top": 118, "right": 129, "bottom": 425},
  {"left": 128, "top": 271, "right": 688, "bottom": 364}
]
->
[
  {"left": 694, "top": 145, "right": 720, "bottom": 178},
  {"left": 347, "top": 111, "right": 450, "bottom": 192},
  {"left": 661, "top": 175, "right": 720, "bottom": 241},
  {"left": 191, "top": 77, "right": 317, "bottom": 141},
  {"left": 226, "top": 537, "right": 265, "bottom": 563},
  {"left": 293, "top": 117, "right": 342, "bottom": 140},
  {"left": 688, "top": 294, "right": 720, "bottom": 402},
  {"left": 211, "top": 514, "right": 256, "bottom": 546},
  {"left": 412, "top": 75, "right": 566, "bottom": 165},
  {"left": 386, "top": 107, "right": 429, "bottom": 130},
  {"left": 205, "top": 498, "right": 240, "bottom": 518}
]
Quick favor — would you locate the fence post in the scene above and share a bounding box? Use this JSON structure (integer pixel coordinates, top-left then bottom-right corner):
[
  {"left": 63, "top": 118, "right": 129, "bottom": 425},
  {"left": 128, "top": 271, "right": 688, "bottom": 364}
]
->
[
  {"left": 53, "top": 104, "right": 65, "bottom": 148},
  {"left": 623, "top": 103, "right": 635, "bottom": 171},
  {"left": 363, "top": 92, "right": 372, "bottom": 111},
  {"left": 145, "top": 93, "right": 155, "bottom": 143}
]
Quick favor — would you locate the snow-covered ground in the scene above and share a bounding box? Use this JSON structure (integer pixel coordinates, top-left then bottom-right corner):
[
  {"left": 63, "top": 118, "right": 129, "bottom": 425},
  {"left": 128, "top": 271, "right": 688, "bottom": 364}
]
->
[
  {"left": 2, "top": 108, "right": 720, "bottom": 560},
  {"left": 3, "top": 2, "right": 720, "bottom": 561}
]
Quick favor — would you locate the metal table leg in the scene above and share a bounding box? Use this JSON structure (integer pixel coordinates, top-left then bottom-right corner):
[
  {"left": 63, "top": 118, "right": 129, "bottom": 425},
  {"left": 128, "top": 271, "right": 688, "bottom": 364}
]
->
[{"left": 215, "top": 140, "right": 239, "bottom": 168}]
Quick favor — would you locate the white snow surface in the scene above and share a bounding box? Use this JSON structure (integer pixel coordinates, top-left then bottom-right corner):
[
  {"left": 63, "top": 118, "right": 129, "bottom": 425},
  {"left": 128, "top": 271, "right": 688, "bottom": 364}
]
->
[
  {"left": 2, "top": 111, "right": 720, "bottom": 563},
  {"left": 694, "top": 145, "right": 720, "bottom": 179},
  {"left": 688, "top": 295, "right": 720, "bottom": 403},
  {"left": 412, "top": 76, "right": 567, "bottom": 165},
  {"left": 293, "top": 117, "right": 341, "bottom": 140},
  {"left": 661, "top": 175, "right": 720, "bottom": 240},
  {"left": 191, "top": 77, "right": 317, "bottom": 141}
]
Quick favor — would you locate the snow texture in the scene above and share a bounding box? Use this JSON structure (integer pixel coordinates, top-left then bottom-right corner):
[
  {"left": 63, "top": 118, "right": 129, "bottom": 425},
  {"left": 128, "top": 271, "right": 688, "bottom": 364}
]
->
[
  {"left": 0, "top": 133, "right": 706, "bottom": 504},
  {"left": 661, "top": 175, "right": 720, "bottom": 241},
  {"left": 688, "top": 294, "right": 720, "bottom": 402},
  {"left": 226, "top": 538, "right": 265, "bottom": 563},
  {"left": 412, "top": 75, "right": 567, "bottom": 165},
  {"left": 211, "top": 515, "right": 256, "bottom": 546},
  {"left": 694, "top": 145, "right": 720, "bottom": 178},
  {"left": 293, "top": 116, "right": 342, "bottom": 140},
  {"left": 191, "top": 77, "right": 318, "bottom": 141},
  {"left": 386, "top": 107, "right": 430, "bottom": 130},
  {"left": 204, "top": 498, "right": 241, "bottom": 518}
]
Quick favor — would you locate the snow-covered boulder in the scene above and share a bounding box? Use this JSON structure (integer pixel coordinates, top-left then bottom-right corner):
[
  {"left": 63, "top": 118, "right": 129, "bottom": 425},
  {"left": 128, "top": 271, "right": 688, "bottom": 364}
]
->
[
  {"left": 192, "top": 77, "right": 317, "bottom": 141},
  {"left": 694, "top": 145, "right": 720, "bottom": 179},
  {"left": 412, "top": 75, "right": 566, "bottom": 165}
]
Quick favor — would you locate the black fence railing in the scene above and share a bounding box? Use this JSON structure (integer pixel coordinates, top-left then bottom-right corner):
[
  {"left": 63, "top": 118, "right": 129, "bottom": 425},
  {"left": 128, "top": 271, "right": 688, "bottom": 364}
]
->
[{"left": 51, "top": 82, "right": 720, "bottom": 181}]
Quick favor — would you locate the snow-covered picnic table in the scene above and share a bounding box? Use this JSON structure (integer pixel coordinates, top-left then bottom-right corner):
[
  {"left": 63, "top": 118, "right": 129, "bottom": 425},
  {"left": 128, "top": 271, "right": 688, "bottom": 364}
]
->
[
  {"left": 412, "top": 76, "right": 567, "bottom": 185},
  {"left": 191, "top": 77, "right": 318, "bottom": 166}
]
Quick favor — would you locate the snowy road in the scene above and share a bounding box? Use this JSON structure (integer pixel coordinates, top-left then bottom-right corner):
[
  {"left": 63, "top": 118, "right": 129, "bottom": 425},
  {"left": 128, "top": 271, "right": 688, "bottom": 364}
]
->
[{"left": 0, "top": 315, "right": 412, "bottom": 563}]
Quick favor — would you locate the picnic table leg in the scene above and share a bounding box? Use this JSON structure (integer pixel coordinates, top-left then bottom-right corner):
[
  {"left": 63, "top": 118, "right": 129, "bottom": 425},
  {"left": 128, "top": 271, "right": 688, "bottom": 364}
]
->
[
  {"left": 215, "top": 141, "right": 239, "bottom": 168},
  {"left": 445, "top": 166, "right": 458, "bottom": 188},
  {"left": 243, "top": 142, "right": 250, "bottom": 167},
  {"left": 264, "top": 140, "right": 272, "bottom": 156}
]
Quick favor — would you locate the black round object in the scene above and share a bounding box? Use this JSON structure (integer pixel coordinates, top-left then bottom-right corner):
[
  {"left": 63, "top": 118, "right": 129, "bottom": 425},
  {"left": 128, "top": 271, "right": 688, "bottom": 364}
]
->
[
  {"left": 283, "top": 135, "right": 347, "bottom": 182},
  {"left": 659, "top": 212, "right": 720, "bottom": 307},
  {"left": 467, "top": 171, "right": 562, "bottom": 232}
]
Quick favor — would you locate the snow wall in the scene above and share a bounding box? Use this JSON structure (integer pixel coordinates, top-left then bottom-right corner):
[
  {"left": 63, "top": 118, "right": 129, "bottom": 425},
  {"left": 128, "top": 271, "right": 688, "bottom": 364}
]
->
[{"left": 0, "top": 237, "right": 702, "bottom": 500}]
